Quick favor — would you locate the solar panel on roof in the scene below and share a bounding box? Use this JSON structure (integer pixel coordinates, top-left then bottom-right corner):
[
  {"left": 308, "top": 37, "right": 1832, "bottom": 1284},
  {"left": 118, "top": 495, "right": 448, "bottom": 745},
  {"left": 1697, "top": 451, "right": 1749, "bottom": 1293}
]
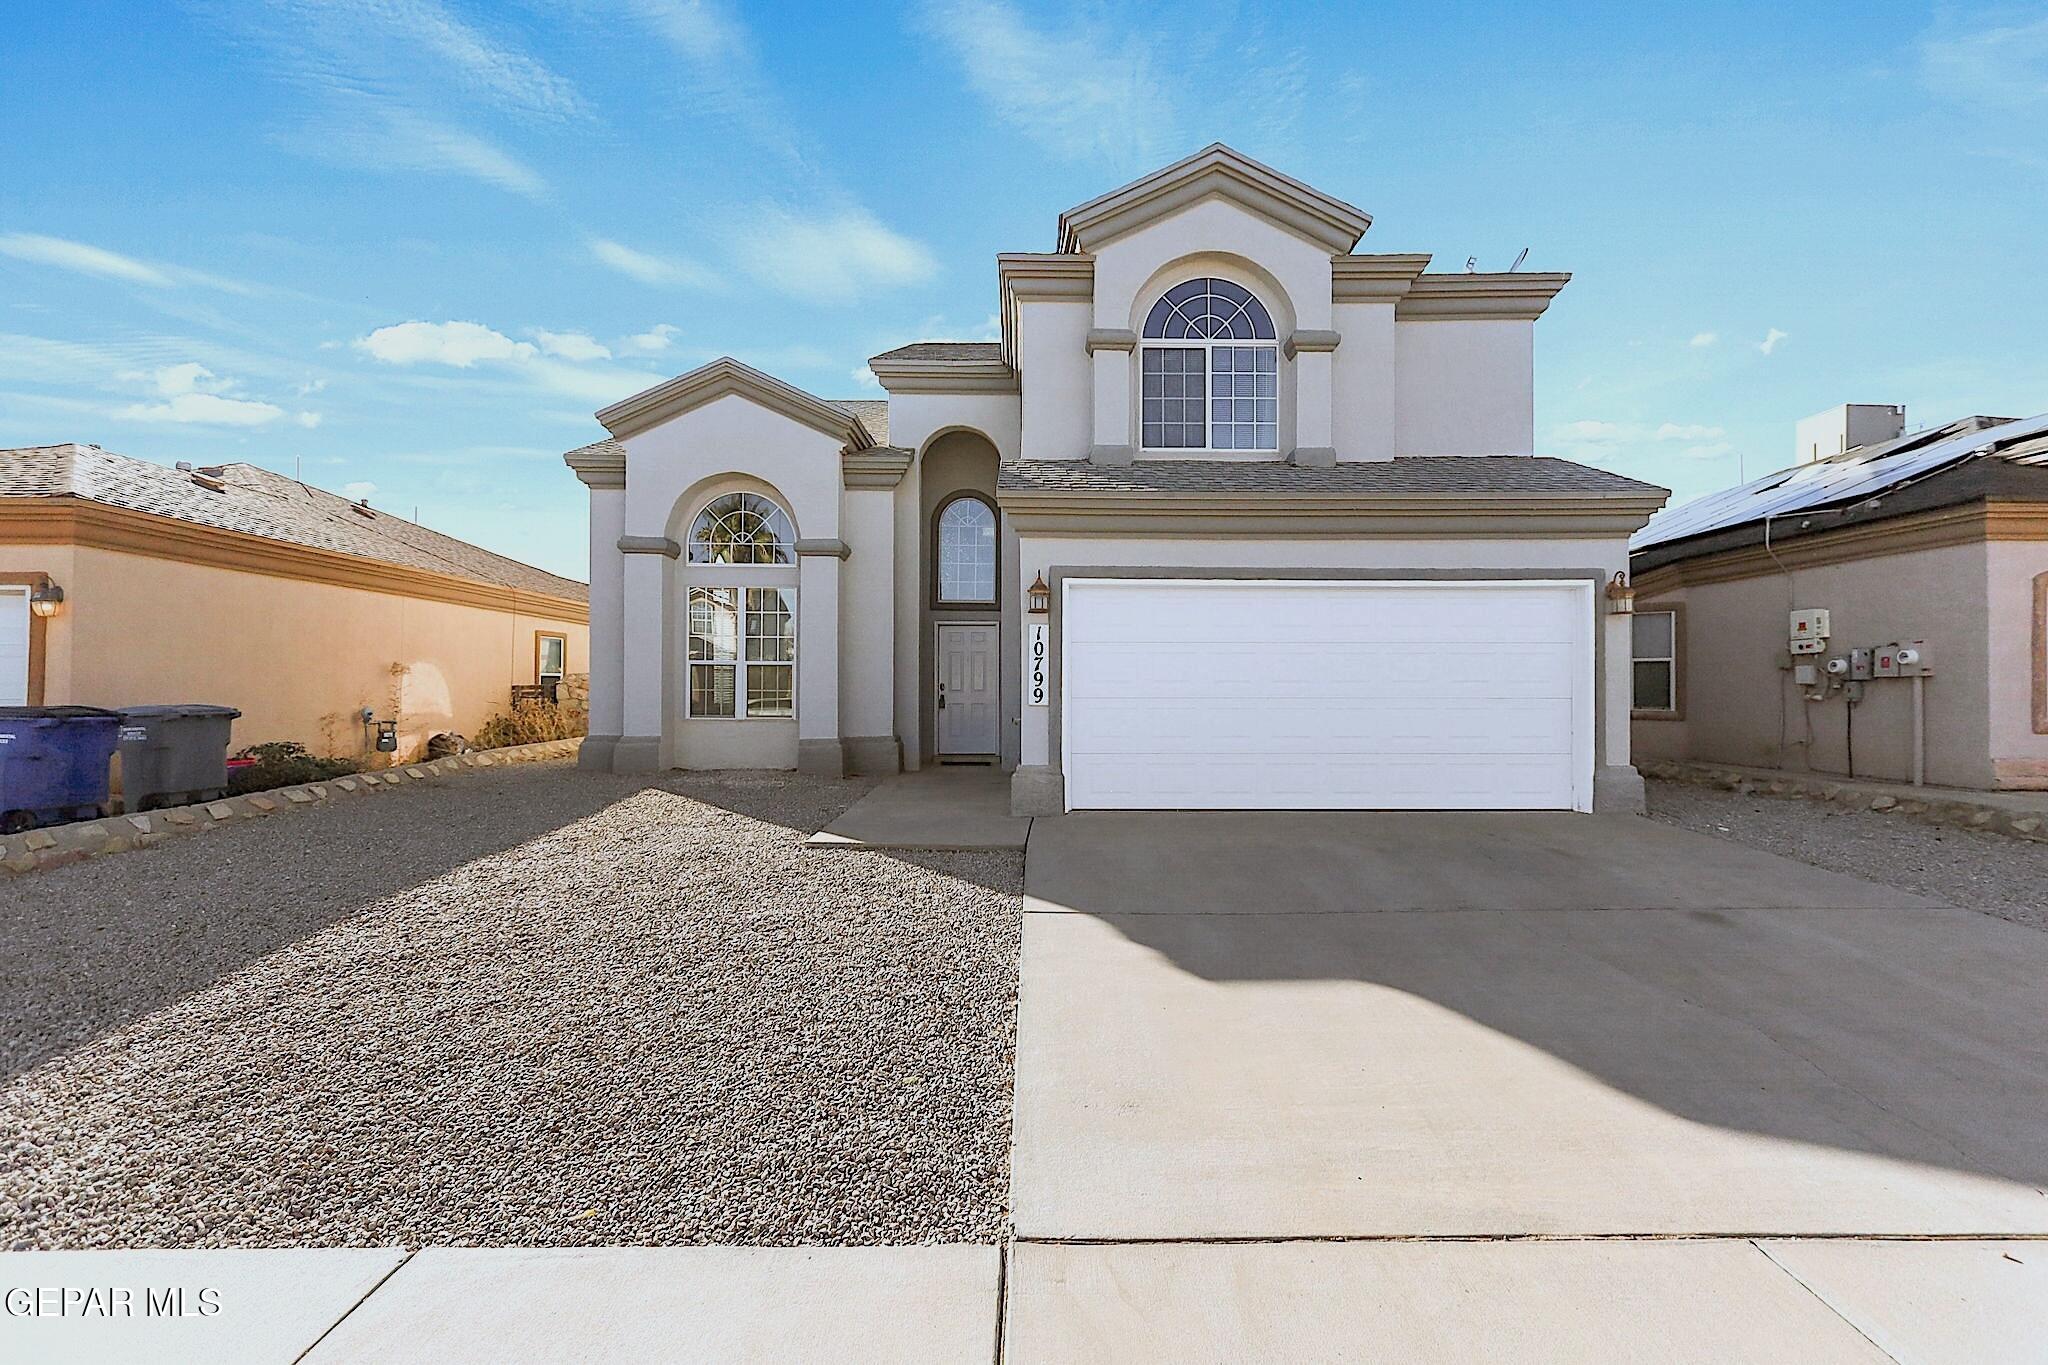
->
[{"left": 1631, "top": 411, "right": 2048, "bottom": 550}]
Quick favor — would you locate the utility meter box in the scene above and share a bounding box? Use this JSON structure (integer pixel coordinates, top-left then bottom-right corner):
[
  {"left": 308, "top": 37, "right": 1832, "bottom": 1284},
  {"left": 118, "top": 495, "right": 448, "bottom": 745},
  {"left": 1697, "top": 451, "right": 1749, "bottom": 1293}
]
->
[
  {"left": 1789, "top": 608, "right": 1831, "bottom": 655},
  {"left": 1848, "top": 647, "right": 1873, "bottom": 681},
  {"left": 1894, "top": 641, "right": 1932, "bottom": 677}
]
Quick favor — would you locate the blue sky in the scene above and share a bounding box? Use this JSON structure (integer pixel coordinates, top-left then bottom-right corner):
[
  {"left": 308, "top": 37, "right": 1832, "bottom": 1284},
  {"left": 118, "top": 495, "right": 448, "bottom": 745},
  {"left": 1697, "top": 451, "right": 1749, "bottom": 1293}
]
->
[{"left": 3, "top": 2, "right": 2044, "bottom": 580}]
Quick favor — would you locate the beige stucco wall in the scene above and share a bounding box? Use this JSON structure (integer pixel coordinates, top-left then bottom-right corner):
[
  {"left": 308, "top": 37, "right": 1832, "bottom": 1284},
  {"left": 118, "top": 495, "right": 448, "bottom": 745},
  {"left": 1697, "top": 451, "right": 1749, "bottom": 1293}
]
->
[
  {"left": 0, "top": 541, "right": 586, "bottom": 763},
  {"left": 1632, "top": 539, "right": 2003, "bottom": 788}
]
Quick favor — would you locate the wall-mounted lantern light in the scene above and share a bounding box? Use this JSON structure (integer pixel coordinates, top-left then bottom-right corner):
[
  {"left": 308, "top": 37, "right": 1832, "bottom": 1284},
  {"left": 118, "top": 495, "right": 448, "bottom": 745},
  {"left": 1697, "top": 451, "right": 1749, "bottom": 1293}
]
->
[
  {"left": 1604, "top": 570, "right": 1636, "bottom": 615},
  {"left": 29, "top": 577, "right": 64, "bottom": 618},
  {"left": 1027, "top": 572, "right": 1051, "bottom": 615}
]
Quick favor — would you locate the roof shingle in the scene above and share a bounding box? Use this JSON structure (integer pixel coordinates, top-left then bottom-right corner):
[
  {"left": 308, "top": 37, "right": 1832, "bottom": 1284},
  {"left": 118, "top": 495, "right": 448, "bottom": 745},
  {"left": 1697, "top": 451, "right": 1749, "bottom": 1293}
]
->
[
  {"left": 869, "top": 342, "right": 1003, "bottom": 364},
  {"left": 2, "top": 444, "right": 587, "bottom": 601},
  {"left": 996, "top": 456, "right": 1667, "bottom": 498}
]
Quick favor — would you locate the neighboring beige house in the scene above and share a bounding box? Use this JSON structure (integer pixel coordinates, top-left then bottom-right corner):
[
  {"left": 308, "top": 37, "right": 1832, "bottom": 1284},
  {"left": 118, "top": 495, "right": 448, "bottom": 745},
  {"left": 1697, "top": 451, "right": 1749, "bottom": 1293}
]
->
[
  {"left": 566, "top": 144, "right": 1669, "bottom": 815},
  {"left": 1630, "top": 408, "right": 2048, "bottom": 790},
  {"left": 1, "top": 443, "right": 589, "bottom": 763}
]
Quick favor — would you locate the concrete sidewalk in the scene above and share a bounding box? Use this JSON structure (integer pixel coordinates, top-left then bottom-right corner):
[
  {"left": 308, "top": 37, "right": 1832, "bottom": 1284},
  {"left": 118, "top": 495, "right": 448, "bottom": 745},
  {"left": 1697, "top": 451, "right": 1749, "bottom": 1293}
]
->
[
  {"left": 807, "top": 766, "right": 1029, "bottom": 850},
  {"left": 0, "top": 1246, "right": 999, "bottom": 1365},
  {"left": 7, "top": 1239, "right": 2043, "bottom": 1362}
]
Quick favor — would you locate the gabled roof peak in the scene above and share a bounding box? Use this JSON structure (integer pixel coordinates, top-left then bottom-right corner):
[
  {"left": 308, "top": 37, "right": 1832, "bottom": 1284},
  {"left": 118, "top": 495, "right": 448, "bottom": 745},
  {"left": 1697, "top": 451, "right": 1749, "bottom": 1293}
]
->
[
  {"left": 1057, "top": 143, "right": 1373, "bottom": 255},
  {"left": 595, "top": 356, "right": 876, "bottom": 448}
]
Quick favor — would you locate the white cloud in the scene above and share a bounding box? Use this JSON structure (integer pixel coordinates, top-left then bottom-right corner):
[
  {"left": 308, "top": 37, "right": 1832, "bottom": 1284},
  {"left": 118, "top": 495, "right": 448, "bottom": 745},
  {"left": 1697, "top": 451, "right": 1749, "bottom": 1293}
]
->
[
  {"left": 116, "top": 392, "right": 288, "bottom": 427},
  {"left": 1653, "top": 422, "right": 1726, "bottom": 441},
  {"left": 1557, "top": 419, "right": 1630, "bottom": 442},
  {"left": 1756, "top": 328, "right": 1789, "bottom": 356},
  {"left": 343, "top": 480, "right": 378, "bottom": 500},
  {"left": 589, "top": 238, "right": 716, "bottom": 289},
  {"left": 606, "top": 0, "right": 797, "bottom": 158},
  {"left": 532, "top": 328, "right": 612, "bottom": 361},
  {"left": 0, "top": 232, "right": 255, "bottom": 293},
  {"left": 0, "top": 233, "right": 173, "bottom": 287},
  {"left": 1677, "top": 442, "right": 1735, "bottom": 461},
  {"left": 1689, "top": 331, "right": 1718, "bottom": 348},
  {"left": 919, "top": 0, "right": 1173, "bottom": 164},
  {"left": 726, "top": 206, "right": 936, "bottom": 303},
  {"left": 1921, "top": 14, "right": 2048, "bottom": 110},
  {"left": 353, "top": 318, "right": 664, "bottom": 405},
  {"left": 357, "top": 321, "right": 537, "bottom": 367},
  {"left": 295, "top": 410, "right": 324, "bottom": 428},
  {"left": 300, "top": 99, "right": 548, "bottom": 197},
  {"left": 850, "top": 365, "right": 880, "bottom": 392},
  {"left": 620, "top": 323, "right": 681, "bottom": 353}
]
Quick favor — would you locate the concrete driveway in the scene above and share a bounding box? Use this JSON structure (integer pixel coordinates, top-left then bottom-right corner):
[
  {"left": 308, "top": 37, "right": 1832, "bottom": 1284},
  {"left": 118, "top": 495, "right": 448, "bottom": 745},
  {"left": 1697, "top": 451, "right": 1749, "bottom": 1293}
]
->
[{"left": 1008, "top": 810, "right": 2048, "bottom": 1354}]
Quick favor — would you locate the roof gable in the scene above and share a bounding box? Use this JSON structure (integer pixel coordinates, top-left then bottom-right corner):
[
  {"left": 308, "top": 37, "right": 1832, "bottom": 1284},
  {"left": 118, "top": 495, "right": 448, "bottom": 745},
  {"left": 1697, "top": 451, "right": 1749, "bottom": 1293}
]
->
[
  {"left": 596, "top": 357, "right": 876, "bottom": 447},
  {"left": 1057, "top": 144, "right": 1372, "bottom": 255}
]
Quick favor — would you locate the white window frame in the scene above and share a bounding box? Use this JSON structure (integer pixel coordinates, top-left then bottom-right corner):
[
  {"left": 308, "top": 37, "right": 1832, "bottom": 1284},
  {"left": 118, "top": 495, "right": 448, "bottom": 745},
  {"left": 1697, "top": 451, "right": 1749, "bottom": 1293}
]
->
[
  {"left": 1631, "top": 608, "right": 1679, "bottom": 715},
  {"left": 536, "top": 632, "right": 567, "bottom": 687},
  {"left": 1138, "top": 279, "right": 1280, "bottom": 456},
  {"left": 686, "top": 585, "right": 796, "bottom": 720}
]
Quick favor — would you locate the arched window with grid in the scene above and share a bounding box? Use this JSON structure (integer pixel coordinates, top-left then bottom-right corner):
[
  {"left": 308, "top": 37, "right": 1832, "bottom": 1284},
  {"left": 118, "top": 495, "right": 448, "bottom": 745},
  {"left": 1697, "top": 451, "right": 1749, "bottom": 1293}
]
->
[{"left": 1140, "top": 278, "right": 1278, "bottom": 452}]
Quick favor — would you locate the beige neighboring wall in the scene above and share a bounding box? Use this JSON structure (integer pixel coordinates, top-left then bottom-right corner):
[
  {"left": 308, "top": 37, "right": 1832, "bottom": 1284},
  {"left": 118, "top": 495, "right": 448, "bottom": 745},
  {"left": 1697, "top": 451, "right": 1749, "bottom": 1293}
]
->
[
  {"left": 1633, "top": 532, "right": 2008, "bottom": 789},
  {"left": 0, "top": 539, "right": 586, "bottom": 762}
]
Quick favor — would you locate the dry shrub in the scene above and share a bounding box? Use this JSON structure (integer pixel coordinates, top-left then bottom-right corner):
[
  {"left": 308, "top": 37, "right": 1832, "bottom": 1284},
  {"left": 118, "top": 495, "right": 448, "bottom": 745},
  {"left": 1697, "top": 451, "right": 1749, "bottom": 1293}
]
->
[{"left": 472, "top": 701, "right": 586, "bottom": 751}]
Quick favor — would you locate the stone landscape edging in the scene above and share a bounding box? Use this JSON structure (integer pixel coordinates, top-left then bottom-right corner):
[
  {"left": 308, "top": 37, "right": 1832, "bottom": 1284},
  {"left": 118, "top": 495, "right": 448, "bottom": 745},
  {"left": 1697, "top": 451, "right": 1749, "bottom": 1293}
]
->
[
  {"left": 1641, "top": 758, "right": 2048, "bottom": 843},
  {"left": 0, "top": 738, "right": 583, "bottom": 878}
]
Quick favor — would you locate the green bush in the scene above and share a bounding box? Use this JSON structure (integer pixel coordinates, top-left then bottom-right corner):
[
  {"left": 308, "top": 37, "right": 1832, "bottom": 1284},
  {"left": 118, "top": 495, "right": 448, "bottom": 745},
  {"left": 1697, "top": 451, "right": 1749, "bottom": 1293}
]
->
[
  {"left": 472, "top": 700, "right": 585, "bottom": 751},
  {"left": 228, "top": 741, "right": 362, "bottom": 794}
]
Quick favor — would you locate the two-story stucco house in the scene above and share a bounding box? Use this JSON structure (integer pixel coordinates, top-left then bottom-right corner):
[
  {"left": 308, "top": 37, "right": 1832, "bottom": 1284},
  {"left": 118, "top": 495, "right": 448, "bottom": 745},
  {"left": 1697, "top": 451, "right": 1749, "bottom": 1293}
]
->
[{"left": 565, "top": 145, "right": 1668, "bottom": 815}]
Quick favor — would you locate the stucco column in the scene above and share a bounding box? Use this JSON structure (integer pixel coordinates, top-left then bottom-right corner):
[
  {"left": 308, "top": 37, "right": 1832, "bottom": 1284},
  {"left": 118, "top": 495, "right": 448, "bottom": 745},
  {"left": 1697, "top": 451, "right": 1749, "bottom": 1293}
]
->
[
  {"left": 1086, "top": 329, "right": 1135, "bottom": 463},
  {"left": 1286, "top": 330, "right": 1339, "bottom": 466},
  {"left": 579, "top": 486, "right": 626, "bottom": 769},
  {"left": 615, "top": 537, "right": 674, "bottom": 773},
  {"left": 1011, "top": 541, "right": 1063, "bottom": 815},
  {"left": 836, "top": 489, "right": 899, "bottom": 775},
  {"left": 796, "top": 546, "right": 844, "bottom": 776},
  {"left": 1595, "top": 607, "right": 1645, "bottom": 813}
]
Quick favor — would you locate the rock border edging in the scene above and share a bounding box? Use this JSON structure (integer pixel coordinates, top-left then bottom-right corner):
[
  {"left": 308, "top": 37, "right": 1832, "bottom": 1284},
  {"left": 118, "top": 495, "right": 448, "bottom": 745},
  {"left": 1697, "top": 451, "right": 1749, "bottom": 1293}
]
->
[
  {"left": 1641, "top": 759, "right": 2048, "bottom": 843},
  {"left": 0, "top": 739, "right": 582, "bottom": 878}
]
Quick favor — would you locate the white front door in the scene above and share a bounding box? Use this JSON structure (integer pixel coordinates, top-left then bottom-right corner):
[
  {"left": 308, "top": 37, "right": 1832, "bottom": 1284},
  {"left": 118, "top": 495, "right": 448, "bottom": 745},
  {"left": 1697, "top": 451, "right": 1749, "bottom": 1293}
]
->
[
  {"left": 1061, "top": 579, "right": 1594, "bottom": 811},
  {"left": 0, "top": 588, "right": 28, "bottom": 706},
  {"left": 936, "top": 623, "right": 999, "bottom": 757}
]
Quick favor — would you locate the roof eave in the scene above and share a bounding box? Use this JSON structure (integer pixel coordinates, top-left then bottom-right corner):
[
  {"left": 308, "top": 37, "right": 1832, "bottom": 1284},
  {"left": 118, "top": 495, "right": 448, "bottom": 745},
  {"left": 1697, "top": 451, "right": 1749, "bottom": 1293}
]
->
[
  {"left": 1055, "top": 143, "right": 1373, "bottom": 255},
  {"left": 596, "top": 357, "right": 870, "bottom": 448}
]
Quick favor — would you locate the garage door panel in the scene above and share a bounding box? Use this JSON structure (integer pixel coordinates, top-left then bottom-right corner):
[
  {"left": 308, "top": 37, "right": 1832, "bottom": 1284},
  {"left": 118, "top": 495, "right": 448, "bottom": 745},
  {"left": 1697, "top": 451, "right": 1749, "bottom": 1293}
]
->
[
  {"left": 1062, "top": 580, "right": 1590, "bottom": 811},
  {"left": 0, "top": 589, "right": 27, "bottom": 708}
]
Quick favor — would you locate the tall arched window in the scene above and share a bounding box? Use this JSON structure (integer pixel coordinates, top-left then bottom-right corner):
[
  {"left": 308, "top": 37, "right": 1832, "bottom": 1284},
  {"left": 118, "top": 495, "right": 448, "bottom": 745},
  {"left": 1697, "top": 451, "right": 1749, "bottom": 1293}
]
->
[
  {"left": 934, "top": 493, "right": 997, "bottom": 606},
  {"left": 685, "top": 491, "right": 796, "bottom": 719},
  {"left": 1140, "top": 278, "right": 1278, "bottom": 452},
  {"left": 687, "top": 491, "right": 795, "bottom": 565}
]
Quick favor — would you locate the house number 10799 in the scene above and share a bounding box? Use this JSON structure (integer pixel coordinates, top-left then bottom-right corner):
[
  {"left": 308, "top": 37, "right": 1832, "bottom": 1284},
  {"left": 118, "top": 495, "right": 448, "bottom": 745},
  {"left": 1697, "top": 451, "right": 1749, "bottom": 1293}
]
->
[{"left": 1026, "top": 623, "right": 1048, "bottom": 706}]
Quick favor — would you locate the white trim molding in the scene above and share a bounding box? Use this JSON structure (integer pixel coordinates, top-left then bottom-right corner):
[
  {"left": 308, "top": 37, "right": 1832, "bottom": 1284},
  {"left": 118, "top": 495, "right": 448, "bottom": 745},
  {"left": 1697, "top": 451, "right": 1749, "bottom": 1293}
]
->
[
  {"left": 598, "top": 357, "right": 877, "bottom": 446},
  {"left": 1396, "top": 273, "right": 1572, "bottom": 320},
  {"left": 1057, "top": 143, "right": 1373, "bottom": 254}
]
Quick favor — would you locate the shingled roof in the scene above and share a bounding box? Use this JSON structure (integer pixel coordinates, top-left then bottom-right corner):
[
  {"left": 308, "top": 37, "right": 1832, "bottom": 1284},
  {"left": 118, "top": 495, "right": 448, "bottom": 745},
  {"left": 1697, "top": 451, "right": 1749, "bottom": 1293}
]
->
[
  {"left": 2, "top": 443, "right": 586, "bottom": 602},
  {"left": 997, "top": 456, "right": 1668, "bottom": 498},
  {"left": 868, "top": 342, "right": 1003, "bottom": 364}
]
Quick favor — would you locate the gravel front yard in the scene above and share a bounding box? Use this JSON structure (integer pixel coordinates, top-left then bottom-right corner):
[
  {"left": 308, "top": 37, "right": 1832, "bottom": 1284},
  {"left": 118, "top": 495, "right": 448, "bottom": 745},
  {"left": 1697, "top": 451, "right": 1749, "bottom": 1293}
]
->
[
  {"left": 0, "top": 765, "right": 1020, "bottom": 1249},
  {"left": 1648, "top": 779, "right": 2048, "bottom": 933}
]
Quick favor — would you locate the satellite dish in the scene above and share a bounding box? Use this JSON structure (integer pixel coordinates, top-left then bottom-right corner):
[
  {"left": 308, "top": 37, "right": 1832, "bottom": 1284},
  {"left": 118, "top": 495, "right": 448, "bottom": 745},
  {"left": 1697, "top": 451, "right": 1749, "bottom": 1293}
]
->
[{"left": 1509, "top": 247, "right": 1529, "bottom": 272}]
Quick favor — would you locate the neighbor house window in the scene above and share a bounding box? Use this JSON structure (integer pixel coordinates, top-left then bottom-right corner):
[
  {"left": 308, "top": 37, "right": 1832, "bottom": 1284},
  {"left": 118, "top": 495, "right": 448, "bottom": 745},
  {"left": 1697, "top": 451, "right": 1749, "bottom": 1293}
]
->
[
  {"left": 688, "top": 492, "right": 795, "bottom": 564},
  {"left": 1140, "top": 277, "right": 1278, "bottom": 452},
  {"left": 536, "top": 632, "right": 566, "bottom": 687},
  {"left": 934, "top": 494, "right": 997, "bottom": 606},
  {"left": 1632, "top": 609, "right": 1680, "bottom": 714},
  {"left": 688, "top": 586, "right": 796, "bottom": 718}
]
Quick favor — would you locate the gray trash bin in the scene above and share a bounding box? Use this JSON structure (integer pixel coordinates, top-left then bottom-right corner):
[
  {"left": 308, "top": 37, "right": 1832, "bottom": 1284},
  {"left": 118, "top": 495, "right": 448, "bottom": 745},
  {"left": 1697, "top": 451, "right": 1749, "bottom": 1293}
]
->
[{"left": 116, "top": 705, "right": 242, "bottom": 811}]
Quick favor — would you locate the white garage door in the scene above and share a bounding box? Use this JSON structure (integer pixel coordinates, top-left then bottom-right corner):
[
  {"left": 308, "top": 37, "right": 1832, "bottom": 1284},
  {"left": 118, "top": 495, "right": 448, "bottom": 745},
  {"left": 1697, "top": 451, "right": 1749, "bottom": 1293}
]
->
[
  {"left": 0, "top": 587, "right": 27, "bottom": 707},
  {"left": 1062, "top": 579, "right": 1593, "bottom": 811}
]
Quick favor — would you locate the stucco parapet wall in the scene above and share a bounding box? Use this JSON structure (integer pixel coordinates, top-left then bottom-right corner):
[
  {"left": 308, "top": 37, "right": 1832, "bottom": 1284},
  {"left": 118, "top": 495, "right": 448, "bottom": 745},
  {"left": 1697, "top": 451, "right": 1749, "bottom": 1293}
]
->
[
  {"left": 1330, "top": 254, "right": 1433, "bottom": 299},
  {"left": 1641, "top": 759, "right": 2048, "bottom": 844},
  {"left": 866, "top": 355, "right": 1019, "bottom": 394},
  {"left": 1085, "top": 329, "right": 1137, "bottom": 354},
  {"left": 596, "top": 356, "right": 876, "bottom": 447},
  {"left": 1396, "top": 272, "right": 1571, "bottom": 320},
  {"left": 0, "top": 739, "right": 583, "bottom": 879},
  {"left": 1283, "top": 330, "right": 1341, "bottom": 358},
  {"left": 1056, "top": 143, "right": 1372, "bottom": 254},
  {"left": 1086, "top": 445, "right": 1136, "bottom": 467},
  {"left": 0, "top": 500, "right": 589, "bottom": 623},
  {"left": 842, "top": 446, "right": 913, "bottom": 489},
  {"left": 618, "top": 535, "right": 680, "bottom": 557}
]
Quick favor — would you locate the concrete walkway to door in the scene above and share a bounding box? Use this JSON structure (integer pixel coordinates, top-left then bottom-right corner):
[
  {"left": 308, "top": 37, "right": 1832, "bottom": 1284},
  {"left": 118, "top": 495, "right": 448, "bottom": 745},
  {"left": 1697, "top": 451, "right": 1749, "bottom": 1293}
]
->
[
  {"left": 807, "top": 767, "right": 1029, "bottom": 850},
  {"left": 1006, "top": 808, "right": 2048, "bottom": 1357}
]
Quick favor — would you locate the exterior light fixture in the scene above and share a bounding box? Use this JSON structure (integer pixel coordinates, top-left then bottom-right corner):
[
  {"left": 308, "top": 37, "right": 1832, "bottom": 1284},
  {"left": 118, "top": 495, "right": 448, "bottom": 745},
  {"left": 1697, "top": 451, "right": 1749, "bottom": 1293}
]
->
[
  {"left": 1027, "top": 572, "right": 1051, "bottom": 615},
  {"left": 1604, "top": 570, "right": 1635, "bottom": 615},
  {"left": 28, "top": 578, "right": 64, "bottom": 618}
]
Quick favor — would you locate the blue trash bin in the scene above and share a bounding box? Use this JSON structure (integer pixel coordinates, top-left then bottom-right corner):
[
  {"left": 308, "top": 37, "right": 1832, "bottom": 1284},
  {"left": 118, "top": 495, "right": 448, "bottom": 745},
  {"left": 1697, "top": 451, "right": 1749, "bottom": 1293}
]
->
[{"left": 0, "top": 706, "right": 121, "bottom": 833}]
